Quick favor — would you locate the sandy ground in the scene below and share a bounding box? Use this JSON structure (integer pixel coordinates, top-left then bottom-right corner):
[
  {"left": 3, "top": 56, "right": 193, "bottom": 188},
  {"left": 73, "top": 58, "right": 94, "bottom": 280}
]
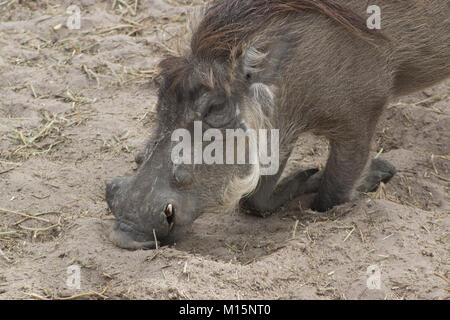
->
[{"left": 0, "top": 0, "right": 449, "bottom": 300}]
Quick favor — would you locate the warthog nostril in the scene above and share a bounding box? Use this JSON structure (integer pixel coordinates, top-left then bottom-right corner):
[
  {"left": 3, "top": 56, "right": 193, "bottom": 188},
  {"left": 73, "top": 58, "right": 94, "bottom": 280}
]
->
[
  {"left": 164, "top": 204, "right": 175, "bottom": 230},
  {"left": 106, "top": 177, "right": 124, "bottom": 200},
  {"left": 134, "top": 151, "right": 145, "bottom": 165}
]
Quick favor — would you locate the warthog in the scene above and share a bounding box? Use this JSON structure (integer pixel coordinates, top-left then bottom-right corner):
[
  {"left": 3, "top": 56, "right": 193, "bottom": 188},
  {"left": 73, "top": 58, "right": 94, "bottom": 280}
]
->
[{"left": 106, "top": 0, "right": 450, "bottom": 249}]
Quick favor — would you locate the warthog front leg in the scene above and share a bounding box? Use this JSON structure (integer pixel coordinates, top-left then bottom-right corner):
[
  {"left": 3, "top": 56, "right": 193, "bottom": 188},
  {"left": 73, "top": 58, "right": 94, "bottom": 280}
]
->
[
  {"left": 357, "top": 158, "right": 397, "bottom": 193},
  {"left": 311, "top": 136, "right": 371, "bottom": 212},
  {"left": 242, "top": 165, "right": 320, "bottom": 216},
  {"left": 312, "top": 154, "right": 398, "bottom": 212},
  {"left": 242, "top": 157, "right": 396, "bottom": 216}
]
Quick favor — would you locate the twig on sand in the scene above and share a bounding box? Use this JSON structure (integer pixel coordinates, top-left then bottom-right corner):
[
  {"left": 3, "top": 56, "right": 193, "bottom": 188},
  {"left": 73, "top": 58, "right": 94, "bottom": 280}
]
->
[
  {"left": 118, "top": 0, "right": 136, "bottom": 16},
  {"left": 57, "top": 284, "right": 110, "bottom": 300},
  {"left": 343, "top": 225, "right": 356, "bottom": 242},
  {"left": 430, "top": 154, "right": 439, "bottom": 174},
  {"left": 0, "top": 167, "right": 16, "bottom": 175},
  {"left": 97, "top": 24, "right": 135, "bottom": 34},
  {"left": 29, "top": 83, "right": 38, "bottom": 98},
  {"left": 434, "top": 273, "right": 450, "bottom": 286},
  {"left": 292, "top": 220, "right": 299, "bottom": 239},
  {"left": 25, "top": 284, "right": 110, "bottom": 300},
  {"left": 24, "top": 293, "right": 48, "bottom": 300},
  {"left": 0, "top": 207, "right": 51, "bottom": 224},
  {"left": 82, "top": 65, "right": 101, "bottom": 88},
  {"left": 153, "top": 229, "right": 159, "bottom": 250},
  {"left": 146, "top": 250, "right": 161, "bottom": 262},
  {"left": 0, "top": 231, "right": 18, "bottom": 237},
  {"left": 375, "top": 148, "right": 384, "bottom": 159},
  {"left": 18, "top": 224, "right": 59, "bottom": 233},
  {"left": 430, "top": 172, "right": 450, "bottom": 182},
  {"left": 0, "top": 0, "right": 16, "bottom": 7}
]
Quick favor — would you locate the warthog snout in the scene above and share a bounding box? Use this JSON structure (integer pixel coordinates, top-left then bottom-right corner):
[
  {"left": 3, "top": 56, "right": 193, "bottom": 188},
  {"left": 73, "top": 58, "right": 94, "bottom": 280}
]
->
[
  {"left": 106, "top": 177, "right": 176, "bottom": 250},
  {"left": 105, "top": 144, "right": 197, "bottom": 250}
]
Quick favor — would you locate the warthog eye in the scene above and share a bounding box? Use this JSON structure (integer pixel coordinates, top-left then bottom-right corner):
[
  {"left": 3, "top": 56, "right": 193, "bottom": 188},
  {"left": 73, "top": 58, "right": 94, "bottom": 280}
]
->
[
  {"left": 204, "top": 102, "right": 235, "bottom": 128},
  {"left": 206, "top": 103, "right": 226, "bottom": 116}
]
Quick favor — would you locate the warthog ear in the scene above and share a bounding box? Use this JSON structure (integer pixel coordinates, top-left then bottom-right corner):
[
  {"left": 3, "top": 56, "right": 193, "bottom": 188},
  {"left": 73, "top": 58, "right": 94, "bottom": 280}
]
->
[
  {"left": 243, "top": 45, "right": 269, "bottom": 79},
  {"left": 240, "top": 38, "right": 291, "bottom": 83}
]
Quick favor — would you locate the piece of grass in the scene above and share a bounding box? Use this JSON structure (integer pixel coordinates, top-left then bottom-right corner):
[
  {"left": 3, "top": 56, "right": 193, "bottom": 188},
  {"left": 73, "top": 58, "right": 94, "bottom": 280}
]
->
[
  {"left": 0, "top": 207, "right": 51, "bottom": 224},
  {"left": 292, "top": 220, "right": 299, "bottom": 239}
]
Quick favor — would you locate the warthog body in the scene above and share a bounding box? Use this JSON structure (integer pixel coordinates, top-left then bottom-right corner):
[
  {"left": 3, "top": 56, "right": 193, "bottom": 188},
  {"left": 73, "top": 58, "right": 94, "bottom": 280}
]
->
[{"left": 106, "top": 0, "right": 450, "bottom": 249}]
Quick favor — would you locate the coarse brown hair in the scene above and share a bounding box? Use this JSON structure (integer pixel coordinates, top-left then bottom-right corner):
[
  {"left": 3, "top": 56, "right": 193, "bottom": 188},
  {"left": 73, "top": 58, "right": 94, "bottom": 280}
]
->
[{"left": 158, "top": 0, "right": 385, "bottom": 97}]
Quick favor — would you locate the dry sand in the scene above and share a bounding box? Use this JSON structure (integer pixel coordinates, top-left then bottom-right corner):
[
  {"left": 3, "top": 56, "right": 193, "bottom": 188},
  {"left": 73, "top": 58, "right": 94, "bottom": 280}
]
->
[{"left": 0, "top": 0, "right": 448, "bottom": 300}]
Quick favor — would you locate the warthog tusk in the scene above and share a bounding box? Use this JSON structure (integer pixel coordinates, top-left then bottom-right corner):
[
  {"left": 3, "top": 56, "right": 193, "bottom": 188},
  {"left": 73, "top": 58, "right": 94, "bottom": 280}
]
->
[{"left": 165, "top": 204, "right": 173, "bottom": 217}]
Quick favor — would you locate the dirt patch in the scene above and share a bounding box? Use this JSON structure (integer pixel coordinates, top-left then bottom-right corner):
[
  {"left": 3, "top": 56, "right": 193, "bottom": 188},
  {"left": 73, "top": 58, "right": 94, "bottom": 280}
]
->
[{"left": 0, "top": 1, "right": 448, "bottom": 300}]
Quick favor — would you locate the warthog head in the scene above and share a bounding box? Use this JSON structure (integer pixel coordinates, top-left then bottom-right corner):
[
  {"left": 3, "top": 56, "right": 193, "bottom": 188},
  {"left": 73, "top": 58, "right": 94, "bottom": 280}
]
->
[{"left": 105, "top": 8, "right": 285, "bottom": 249}]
